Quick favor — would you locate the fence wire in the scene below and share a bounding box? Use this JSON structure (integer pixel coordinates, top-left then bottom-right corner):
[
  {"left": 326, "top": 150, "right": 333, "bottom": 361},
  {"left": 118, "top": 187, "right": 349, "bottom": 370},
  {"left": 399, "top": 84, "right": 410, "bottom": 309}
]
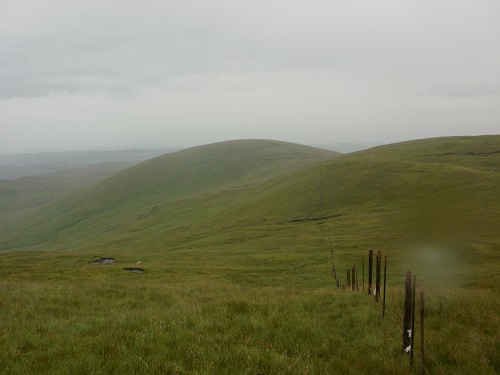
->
[{"left": 333, "top": 253, "right": 450, "bottom": 375}]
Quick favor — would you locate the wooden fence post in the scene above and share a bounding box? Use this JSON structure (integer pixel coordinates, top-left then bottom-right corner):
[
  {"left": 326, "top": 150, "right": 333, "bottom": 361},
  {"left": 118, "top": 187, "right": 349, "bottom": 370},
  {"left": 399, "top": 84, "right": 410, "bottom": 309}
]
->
[
  {"left": 355, "top": 264, "right": 359, "bottom": 291},
  {"left": 375, "top": 250, "right": 381, "bottom": 301},
  {"left": 382, "top": 255, "right": 387, "bottom": 317},
  {"left": 362, "top": 255, "right": 365, "bottom": 291},
  {"left": 420, "top": 286, "right": 425, "bottom": 375},
  {"left": 402, "top": 271, "right": 412, "bottom": 351},
  {"left": 347, "top": 269, "right": 350, "bottom": 288},
  {"left": 410, "top": 275, "right": 417, "bottom": 368},
  {"left": 329, "top": 235, "right": 337, "bottom": 285},
  {"left": 352, "top": 265, "right": 356, "bottom": 291},
  {"left": 368, "top": 249, "right": 373, "bottom": 295}
]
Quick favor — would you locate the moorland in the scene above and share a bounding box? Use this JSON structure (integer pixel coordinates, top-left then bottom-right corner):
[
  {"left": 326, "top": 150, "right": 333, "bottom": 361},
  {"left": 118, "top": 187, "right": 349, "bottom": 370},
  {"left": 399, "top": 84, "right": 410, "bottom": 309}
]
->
[{"left": 0, "top": 136, "right": 498, "bottom": 374}]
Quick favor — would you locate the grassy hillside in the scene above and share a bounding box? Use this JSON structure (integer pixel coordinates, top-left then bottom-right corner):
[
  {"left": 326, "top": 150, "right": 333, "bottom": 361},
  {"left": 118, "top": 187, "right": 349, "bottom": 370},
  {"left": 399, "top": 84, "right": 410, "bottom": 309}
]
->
[
  {"left": 0, "top": 140, "right": 337, "bottom": 250},
  {"left": 0, "top": 161, "right": 136, "bottom": 215},
  {"left": 1, "top": 136, "right": 497, "bottom": 280},
  {"left": 0, "top": 135, "right": 498, "bottom": 374}
]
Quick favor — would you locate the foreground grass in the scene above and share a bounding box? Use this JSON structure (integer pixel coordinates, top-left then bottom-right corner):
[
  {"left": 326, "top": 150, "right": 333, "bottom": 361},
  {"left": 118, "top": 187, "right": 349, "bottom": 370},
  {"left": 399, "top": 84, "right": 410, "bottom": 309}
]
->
[{"left": 1, "top": 248, "right": 498, "bottom": 374}]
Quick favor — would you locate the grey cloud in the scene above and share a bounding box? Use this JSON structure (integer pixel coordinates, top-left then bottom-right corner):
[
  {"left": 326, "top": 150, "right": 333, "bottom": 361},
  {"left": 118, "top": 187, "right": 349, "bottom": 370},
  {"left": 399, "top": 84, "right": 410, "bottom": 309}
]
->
[
  {"left": 0, "top": 0, "right": 499, "bottom": 154},
  {"left": 3, "top": 0, "right": 498, "bottom": 99},
  {"left": 1, "top": 0, "right": 455, "bottom": 98}
]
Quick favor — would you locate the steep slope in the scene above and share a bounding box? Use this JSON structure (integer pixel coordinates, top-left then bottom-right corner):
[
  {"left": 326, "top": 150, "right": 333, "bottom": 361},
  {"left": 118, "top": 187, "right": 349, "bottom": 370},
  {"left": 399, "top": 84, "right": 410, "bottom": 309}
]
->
[{"left": 0, "top": 140, "right": 337, "bottom": 250}]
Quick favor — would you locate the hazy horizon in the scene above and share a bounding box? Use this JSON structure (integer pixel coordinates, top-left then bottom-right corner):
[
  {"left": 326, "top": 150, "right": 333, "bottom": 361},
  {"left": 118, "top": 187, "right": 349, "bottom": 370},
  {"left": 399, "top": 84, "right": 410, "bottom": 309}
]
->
[
  {"left": 2, "top": 1, "right": 499, "bottom": 154},
  {"left": 0, "top": 139, "right": 385, "bottom": 157}
]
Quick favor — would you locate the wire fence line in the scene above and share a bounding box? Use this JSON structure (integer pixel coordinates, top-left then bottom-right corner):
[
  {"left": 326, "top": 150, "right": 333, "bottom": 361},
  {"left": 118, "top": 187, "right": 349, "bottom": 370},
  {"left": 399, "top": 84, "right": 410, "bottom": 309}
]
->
[
  {"left": 384, "top": 305, "right": 436, "bottom": 375},
  {"left": 332, "top": 249, "right": 449, "bottom": 375},
  {"left": 317, "top": 171, "right": 448, "bottom": 374}
]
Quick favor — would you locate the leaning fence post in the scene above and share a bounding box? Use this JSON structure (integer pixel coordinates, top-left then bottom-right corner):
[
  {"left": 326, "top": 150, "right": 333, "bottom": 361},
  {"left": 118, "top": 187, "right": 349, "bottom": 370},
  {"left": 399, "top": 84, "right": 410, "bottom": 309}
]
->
[
  {"left": 382, "top": 255, "right": 387, "bottom": 317},
  {"left": 402, "top": 271, "right": 412, "bottom": 351},
  {"left": 420, "top": 286, "right": 425, "bottom": 375},
  {"left": 368, "top": 249, "right": 373, "bottom": 295},
  {"left": 375, "top": 250, "right": 381, "bottom": 301}
]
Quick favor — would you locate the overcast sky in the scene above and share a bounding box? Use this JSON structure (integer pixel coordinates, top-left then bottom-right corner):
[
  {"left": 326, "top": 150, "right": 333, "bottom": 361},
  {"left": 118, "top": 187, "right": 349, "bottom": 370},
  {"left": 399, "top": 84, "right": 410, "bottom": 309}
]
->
[{"left": 1, "top": 0, "right": 499, "bottom": 154}]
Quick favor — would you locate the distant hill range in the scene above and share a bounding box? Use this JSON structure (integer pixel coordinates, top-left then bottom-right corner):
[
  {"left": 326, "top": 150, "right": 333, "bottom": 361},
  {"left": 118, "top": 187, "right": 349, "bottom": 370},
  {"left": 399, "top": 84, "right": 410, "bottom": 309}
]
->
[
  {"left": 0, "top": 149, "right": 179, "bottom": 180},
  {"left": 0, "top": 143, "right": 386, "bottom": 180}
]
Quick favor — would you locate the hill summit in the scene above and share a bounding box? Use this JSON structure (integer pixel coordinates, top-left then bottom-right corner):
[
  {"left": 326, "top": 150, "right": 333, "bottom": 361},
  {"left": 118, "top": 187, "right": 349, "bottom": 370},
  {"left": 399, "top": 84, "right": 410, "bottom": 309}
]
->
[{"left": 0, "top": 139, "right": 337, "bottom": 250}]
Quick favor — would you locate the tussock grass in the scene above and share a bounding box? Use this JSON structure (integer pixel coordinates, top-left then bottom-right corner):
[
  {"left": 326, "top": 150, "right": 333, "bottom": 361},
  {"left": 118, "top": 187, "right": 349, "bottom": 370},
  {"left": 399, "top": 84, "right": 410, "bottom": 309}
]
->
[{"left": 1, "top": 247, "right": 498, "bottom": 374}]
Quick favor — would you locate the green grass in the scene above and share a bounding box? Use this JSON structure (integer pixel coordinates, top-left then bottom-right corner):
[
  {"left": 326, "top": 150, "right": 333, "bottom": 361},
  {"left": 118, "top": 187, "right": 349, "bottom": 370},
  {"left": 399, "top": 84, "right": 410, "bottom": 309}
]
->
[
  {"left": 0, "top": 136, "right": 498, "bottom": 374},
  {"left": 0, "top": 248, "right": 498, "bottom": 374},
  {"left": 0, "top": 161, "right": 135, "bottom": 215}
]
